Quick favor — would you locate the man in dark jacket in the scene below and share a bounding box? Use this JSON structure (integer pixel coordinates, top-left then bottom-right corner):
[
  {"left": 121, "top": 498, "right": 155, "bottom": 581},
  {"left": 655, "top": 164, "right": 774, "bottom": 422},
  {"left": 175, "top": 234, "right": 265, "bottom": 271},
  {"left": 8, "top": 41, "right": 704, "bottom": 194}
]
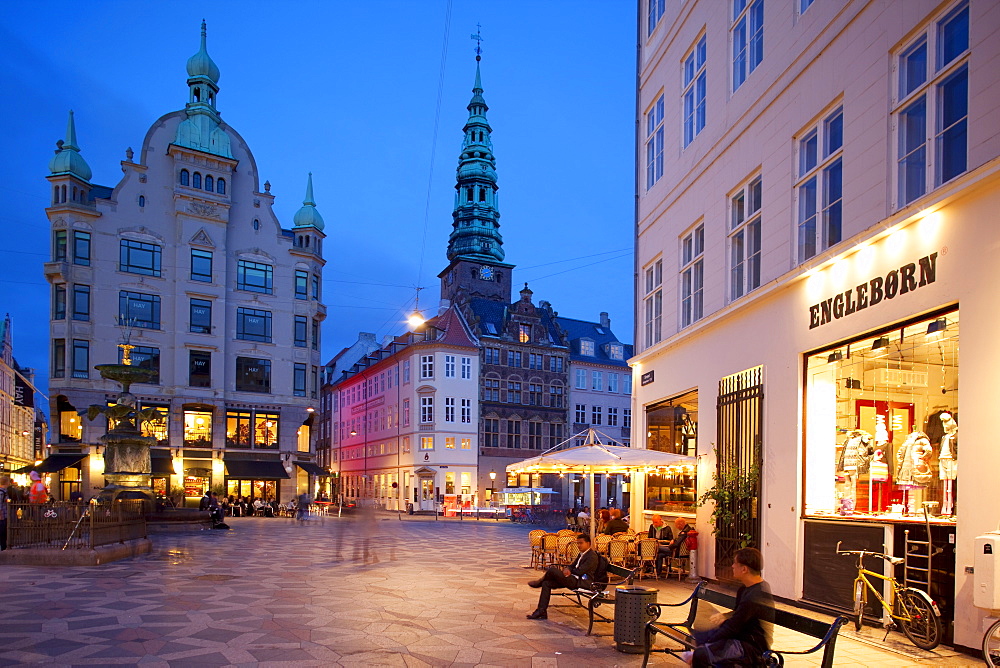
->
[
  {"left": 602, "top": 508, "right": 630, "bottom": 535},
  {"left": 526, "top": 534, "right": 599, "bottom": 620},
  {"left": 683, "top": 547, "right": 774, "bottom": 666}
]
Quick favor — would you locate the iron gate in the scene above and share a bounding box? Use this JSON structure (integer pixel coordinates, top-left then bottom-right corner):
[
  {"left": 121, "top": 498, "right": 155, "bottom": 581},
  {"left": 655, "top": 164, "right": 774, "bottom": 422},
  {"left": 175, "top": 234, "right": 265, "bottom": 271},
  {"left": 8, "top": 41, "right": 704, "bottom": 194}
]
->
[{"left": 714, "top": 366, "right": 764, "bottom": 580}]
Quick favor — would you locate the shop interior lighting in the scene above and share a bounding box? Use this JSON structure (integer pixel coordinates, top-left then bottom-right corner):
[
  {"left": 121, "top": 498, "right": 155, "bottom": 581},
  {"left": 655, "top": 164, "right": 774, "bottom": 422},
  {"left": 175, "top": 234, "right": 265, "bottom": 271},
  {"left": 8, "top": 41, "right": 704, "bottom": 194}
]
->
[
  {"left": 845, "top": 378, "right": 862, "bottom": 390},
  {"left": 926, "top": 317, "right": 948, "bottom": 339},
  {"left": 827, "top": 350, "right": 844, "bottom": 363},
  {"left": 871, "top": 336, "right": 891, "bottom": 352}
]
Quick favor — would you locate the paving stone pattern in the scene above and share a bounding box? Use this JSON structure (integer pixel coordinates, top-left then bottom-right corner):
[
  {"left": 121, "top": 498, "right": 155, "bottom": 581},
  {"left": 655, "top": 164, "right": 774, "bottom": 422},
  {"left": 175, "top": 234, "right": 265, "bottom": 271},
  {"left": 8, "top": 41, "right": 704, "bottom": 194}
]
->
[{"left": 0, "top": 514, "right": 979, "bottom": 666}]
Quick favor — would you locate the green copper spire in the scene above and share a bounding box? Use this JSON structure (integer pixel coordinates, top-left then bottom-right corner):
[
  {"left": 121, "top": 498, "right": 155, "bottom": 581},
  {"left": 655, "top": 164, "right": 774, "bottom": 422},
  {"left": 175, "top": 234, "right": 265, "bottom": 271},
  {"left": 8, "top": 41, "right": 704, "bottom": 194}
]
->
[
  {"left": 175, "top": 21, "right": 232, "bottom": 158},
  {"left": 186, "top": 20, "right": 220, "bottom": 84},
  {"left": 447, "top": 54, "right": 503, "bottom": 263},
  {"left": 48, "top": 110, "right": 92, "bottom": 181},
  {"left": 293, "top": 172, "right": 325, "bottom": 230}
]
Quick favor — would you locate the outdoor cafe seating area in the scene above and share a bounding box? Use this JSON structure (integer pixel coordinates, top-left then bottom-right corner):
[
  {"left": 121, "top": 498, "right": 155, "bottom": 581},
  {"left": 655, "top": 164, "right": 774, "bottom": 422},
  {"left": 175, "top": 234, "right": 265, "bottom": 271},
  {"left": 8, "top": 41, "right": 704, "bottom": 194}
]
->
[{"left": 525, "top": 528, "right": 690, "bottom": 580}]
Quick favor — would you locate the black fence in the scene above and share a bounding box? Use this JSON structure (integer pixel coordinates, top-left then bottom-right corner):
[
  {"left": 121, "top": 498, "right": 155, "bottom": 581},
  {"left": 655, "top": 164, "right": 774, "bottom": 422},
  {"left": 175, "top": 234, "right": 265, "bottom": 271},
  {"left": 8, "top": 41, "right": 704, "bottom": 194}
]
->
[{"left": 7, "top": 500, "right": 147, "bottom": 550}]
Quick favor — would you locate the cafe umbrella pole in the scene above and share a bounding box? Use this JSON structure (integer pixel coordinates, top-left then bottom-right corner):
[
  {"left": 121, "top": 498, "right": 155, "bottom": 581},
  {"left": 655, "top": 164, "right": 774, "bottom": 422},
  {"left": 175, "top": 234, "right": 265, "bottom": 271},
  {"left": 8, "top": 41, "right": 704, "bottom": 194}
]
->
[{"left": 589, "top": 466, "right": 596, "bottom": 539}]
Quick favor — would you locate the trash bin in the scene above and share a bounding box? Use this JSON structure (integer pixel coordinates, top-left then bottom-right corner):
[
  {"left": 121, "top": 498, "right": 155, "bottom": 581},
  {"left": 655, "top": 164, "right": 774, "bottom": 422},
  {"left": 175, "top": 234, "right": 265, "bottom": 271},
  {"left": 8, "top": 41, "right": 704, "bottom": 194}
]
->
[{"left": 613, "top": 586, "right": 658, "bottom": 653}]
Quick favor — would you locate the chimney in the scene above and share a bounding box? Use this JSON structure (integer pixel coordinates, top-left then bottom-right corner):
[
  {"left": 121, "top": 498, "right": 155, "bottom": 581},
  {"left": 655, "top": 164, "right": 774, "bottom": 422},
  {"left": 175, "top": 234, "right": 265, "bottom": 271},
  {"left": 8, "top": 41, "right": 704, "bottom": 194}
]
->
[{"left": 599, "top": 312, "right": 610, "bottom": 329}]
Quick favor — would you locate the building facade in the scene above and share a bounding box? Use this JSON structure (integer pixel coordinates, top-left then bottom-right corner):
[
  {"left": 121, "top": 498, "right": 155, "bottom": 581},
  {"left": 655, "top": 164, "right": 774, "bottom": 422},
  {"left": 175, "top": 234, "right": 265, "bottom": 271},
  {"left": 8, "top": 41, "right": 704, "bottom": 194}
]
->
[
  {"left": 0, "top": 315, "right": 44, "bottom": 481},
  {"left": 633, "top": 0, "right": 999, "bottom": 649},
  {"left": 43, "top": 24, "right": 326, "bottom": 504},
  {"left": 325, "top": 307, "right": 480, "bottom": 512}
]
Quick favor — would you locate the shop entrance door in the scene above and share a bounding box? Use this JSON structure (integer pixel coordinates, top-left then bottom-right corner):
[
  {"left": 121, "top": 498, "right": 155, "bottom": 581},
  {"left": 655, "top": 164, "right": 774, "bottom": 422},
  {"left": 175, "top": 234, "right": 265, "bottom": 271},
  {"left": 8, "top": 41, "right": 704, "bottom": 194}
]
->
[
  {"left": 419, "top": 477, "right": 435, "bottom": 511},
  {"left": 714, "top": 366, "right": 764, "bottom": 581}
]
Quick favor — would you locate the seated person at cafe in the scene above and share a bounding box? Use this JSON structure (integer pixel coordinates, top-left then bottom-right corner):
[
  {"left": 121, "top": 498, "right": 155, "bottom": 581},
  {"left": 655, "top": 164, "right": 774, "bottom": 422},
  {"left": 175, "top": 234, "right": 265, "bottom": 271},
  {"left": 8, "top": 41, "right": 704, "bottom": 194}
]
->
[
  {"left": 525, "top": 533, "right": 599, "bottom": 620},
  {"left": 682, "top": 547, "right": 773, "bottom": 667},
  {"left": 656, "top": 517, "right": 693, "bottom": 576},
  {"left": 602, "top": 508, "right": 630, "bottom": 535}
]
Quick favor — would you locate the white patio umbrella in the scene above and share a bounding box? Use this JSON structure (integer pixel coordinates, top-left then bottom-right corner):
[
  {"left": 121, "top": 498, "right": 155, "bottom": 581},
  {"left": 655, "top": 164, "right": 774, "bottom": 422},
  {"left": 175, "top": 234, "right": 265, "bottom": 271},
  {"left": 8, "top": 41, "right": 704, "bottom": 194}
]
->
[{"left": 506, "top": 428, "right": 696, "bottom": 539}]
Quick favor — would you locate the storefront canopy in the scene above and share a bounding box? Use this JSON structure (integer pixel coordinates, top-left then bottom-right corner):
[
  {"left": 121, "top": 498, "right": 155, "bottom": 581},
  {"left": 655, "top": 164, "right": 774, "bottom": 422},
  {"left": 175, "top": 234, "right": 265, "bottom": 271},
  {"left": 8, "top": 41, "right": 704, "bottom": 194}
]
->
[
  {"left": 294, "top": 461, "right": 328, "bottom": 476},
  {"left": 225, "top": 459, "right": 289, "bottom": 479},
  {"left": 15, "top": 453, "right": 87, "bottom": 474},
  {"left": 506, "top": 443, "right": 696, "bottom": 474}
]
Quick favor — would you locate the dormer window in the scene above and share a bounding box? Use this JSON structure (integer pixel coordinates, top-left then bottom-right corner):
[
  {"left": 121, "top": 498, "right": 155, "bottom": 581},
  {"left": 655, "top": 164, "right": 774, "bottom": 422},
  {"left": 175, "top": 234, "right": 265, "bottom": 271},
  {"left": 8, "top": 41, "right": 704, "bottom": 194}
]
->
[
  {"left": 608, "top": 343, "right": 624, "bottom": 360},
  {"left": 580, "top": 340, "right": 595, "bottom": 356},
  {"left": 518, "top": 324, "right": 531, "bottom": 343}
]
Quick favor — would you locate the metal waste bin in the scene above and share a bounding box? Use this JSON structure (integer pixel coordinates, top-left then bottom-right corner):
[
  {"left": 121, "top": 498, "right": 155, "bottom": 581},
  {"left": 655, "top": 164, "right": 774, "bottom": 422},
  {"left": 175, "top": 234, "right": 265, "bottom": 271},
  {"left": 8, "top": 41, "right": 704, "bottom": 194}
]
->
[{"left": 613, "top": 586, "right": 658, "bottom": 653}]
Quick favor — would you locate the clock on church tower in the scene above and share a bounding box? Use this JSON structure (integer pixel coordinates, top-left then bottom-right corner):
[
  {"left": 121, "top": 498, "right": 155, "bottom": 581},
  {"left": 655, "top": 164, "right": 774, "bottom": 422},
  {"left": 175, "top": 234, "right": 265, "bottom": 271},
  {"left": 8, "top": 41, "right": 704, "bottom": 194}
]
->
[{"left": 480, "top": 265, "right": 494, "bottom": 280}]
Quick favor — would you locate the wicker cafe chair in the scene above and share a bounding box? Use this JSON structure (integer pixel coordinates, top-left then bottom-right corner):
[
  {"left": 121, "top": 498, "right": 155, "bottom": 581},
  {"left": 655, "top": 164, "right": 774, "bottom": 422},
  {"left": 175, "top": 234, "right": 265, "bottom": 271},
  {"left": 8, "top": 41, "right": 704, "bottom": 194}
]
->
[
  {"left": 557, "top": 529, "right": 577, "bottom": 538},
  {"left": 528, "top": 529, "right": 546, "bottom": 569},
  {"left": 608, "top": 539, "right": 630, "bottom": 567},
  {"left": 636, "top": 539, "right": 659, "bottom": 580},
  {"left": 595, "top": 534, "right": 613, "bottom": 557},
  {"left": 556, "top": 535, "right": 575, "bottom": 564},
  {"left": 564, "top": 539, "right": 581, "bottom": 567},
  {"left": 541, "top": 533, "right": 561, "bottom": 567}
]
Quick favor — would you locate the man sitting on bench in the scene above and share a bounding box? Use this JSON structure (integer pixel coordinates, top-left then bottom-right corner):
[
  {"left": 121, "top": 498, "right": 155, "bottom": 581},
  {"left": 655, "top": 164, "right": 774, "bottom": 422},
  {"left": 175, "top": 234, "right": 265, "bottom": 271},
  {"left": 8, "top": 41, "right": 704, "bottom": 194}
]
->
[
  {"left": 525, "top": 533, "right": 598, "bottom": 620},
  {"left": 682, "top": 547, "right": 774, "bottom": 666}
]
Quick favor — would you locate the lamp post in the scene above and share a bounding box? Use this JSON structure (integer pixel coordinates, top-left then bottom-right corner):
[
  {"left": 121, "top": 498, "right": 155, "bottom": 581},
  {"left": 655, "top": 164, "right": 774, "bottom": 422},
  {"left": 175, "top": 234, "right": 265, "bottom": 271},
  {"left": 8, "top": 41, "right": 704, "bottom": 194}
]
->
[{"left": 489, "top": 470, "right": 497, "bottom": 521}]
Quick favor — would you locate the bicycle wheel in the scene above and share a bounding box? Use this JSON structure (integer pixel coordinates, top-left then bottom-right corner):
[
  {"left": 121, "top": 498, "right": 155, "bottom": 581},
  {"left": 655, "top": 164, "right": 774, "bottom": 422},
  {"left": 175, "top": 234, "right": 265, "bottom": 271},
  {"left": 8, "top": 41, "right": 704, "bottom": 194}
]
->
[
  {"left": 984, "top": 619, "right": 1000, "bottom": 666},
  {"left": 896, "top": 588, "right": 942, "bottom": 650},
  {"left": 852, "top": 579, "right": 865, "bottom": 632}
]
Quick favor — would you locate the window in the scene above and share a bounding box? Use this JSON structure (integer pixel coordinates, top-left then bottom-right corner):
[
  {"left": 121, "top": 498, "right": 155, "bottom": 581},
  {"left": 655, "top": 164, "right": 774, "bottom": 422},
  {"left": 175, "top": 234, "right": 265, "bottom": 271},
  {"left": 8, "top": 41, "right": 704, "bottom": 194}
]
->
[
  {"left": 180, "top": 169, "right": 190, "bottom": 186},
  {"left": 205, "top": 175, "right": 213, "bottom": 192},
  {"left": 507, "top": 350, "right": 522, "bottom": 367},
  {"left": 312, "top": 274, "right": 320, "bottom": 300},
  {"left": 576, "top": 404, "right": 587, "bottom": 424},
  {"left": 895, "top": 2, "right": 969, "bottom": 206},
  {"left": 528, "top": 353, "right": 543, "bottom": 370},
  {"left": 236, "top": 307, "right": 272, "bottom": 342},
  {"left": 72, "top": 284, "right": 91, "bottom": 321},
  {"left": 482, "top": 378, "right": 500, "bottom": 401},
  {"left": 294, "top": 270, "right": 309, "bottom": 299},
  {"left": 420, "top": 397, "right": 434, "bottom": 423},
  {"left": 294, "top": 363, "right": 307, "bottom": 397},
  {"left": 191, "top": 249, "right": 212, "bottom": 282},
  {"left": 461, "top": 398, "right": 471, "bottom": 423},
  {"left": 575, "top": 368, "right": 587, "bottom": 389},
  {"left": 124, "top": 346, "right": 159, "bottom": 384},
  {"left": 73, "top": 231, "right": 91, "bottom": 266},
  {"left": 591, "top": 371, "right": 603, "bottom": 391},
  {"left": 507, "top": 381, "right": 522, "bottom": 404},
  {"left": 193, "top": 172, "right": 202, "bottom": 189},
  {"left": 420, "top": 355, "right": 434, "bottom": 379},
  {"left": 183, "top": 409, "right": 212, "bottom": 446},
  {"left": 119, "top": 291, "right": 161, "bottom": 329},
  {"left": 72, "top": 339, "right": 89, "bottom": 379},
  {"left": 609, "top": 373, "right": 620, "bottom": 393},
  {"left": 683, "top": 35, "right": 707, "bottom": 147},
  {"left": 648, "top": 0, "right": 665, "bottom": 35},
  {"left": 217, "top": 178, "right": 226, "bottom": 194},
  {"left": 461, "top": 438, "right": 471, "bottom": 450},
  {"left": 120, "top": 239, "right": 162, "bottom": 276},
  {"left": 237, "top": 260, "right": 273, "bottom": 293},
  {"left": 796, "top": 108, "right": 844, "bottom": 262},
  {"left": 484, "top": 418, "right": 500, "bottom": 447},
  {"left": 236, "top": 357, "right": 271, "bottom": 393},
  {"left": 507, "top": 419, "right": 521, "bottom": 448},
  {"left": 624, "top": 374, "right": 633, "bottom": 394},
  {"left": 549, "top": 384, "right": 564, "bottom": 408},
  {"left": 445, "top": 355, "right": 456, "bottom": 378},
  {"left": 608, "top": 344, "right": 624, "bottom": 360},
  {"left": 549, "top": 356, "right": 564, "bottom": 373},
  {"left": 527, "top": 383, "right": 542, "bottom": 405},
  {"left": 799, "top": 0, "right": 814, "bottom": 12},
  {"left": 608, "top": 407, "right": 619, "bottom": 427},
  {"left": 254, "top": 412, "right": 279, "bottom": 449},
  {"left": 730, "top": 177, "right": 763, "bottom": 300},
  {"left": 644, "top": 258, "right": 664, "bottom": 346},
  {"left": 312, "top": 319, "right": 320, "bottom": 350},
  {"left": 645, "top": 95, "right": 665, "bottom": 189},
  {"left": 54, "top": 230, "right": 67, "bottom": 261},
  {"left": 420, "top": 436, "right": 433, "bottom": 450},
  {"left": 190, "top": 299, "right": 212, "bottom": 334},
  {"left": 732, "top": 0, "right": 764, "bottom": 91},
  {"left": 677, "top": 225, "right": 705, "bottom": 330},
  {"left": 441, "top": 437, "right": 454, "bottom": 450},
  {"left": 52, "top": 339, "right": 65, "bottom": 378},
  {"left": 189, "top": 351, "right": 211, "bottom": 387},
  {"left": 403, "top": 399, "right": 410, "bottom": 426},
  {"left": 445, "top": 397, "right": 456, "bottom": 423},
  {"left": 403, "top": 360, "right": 411, "bottom": 384},
  {"left": 528, "top": 421, "right": 543, "bottom": 449},
  {"left": 592, "top": 406, "right": 603, "bottom": 426},
  {"left": 518, "top": 324, "right": 531, "bottom": 343},
  {"left": 624, "top": 408, "right": 632, "bottom": 428},
  {"left": 484, "top": 348, "right": 500, "bottom": 365},
  {"left": 461, "top": 356, "right": 472, "bottom": 379}
]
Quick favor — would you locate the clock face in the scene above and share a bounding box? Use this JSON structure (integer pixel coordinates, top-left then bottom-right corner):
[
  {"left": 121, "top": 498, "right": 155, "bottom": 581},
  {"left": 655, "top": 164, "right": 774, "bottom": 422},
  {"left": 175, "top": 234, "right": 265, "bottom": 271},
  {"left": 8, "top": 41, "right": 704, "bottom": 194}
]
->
[{"left": 480, "top": 265, "right": 494, "bottom": 280}]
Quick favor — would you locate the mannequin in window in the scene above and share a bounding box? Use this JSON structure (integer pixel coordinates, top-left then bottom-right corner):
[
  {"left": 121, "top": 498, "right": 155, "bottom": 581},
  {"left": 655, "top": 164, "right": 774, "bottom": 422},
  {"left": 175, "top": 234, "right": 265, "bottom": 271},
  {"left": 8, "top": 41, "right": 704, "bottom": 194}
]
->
[
  {"left": 896, "top": 431, "right": 933, "bottom": 514},
  {"left": 938, "top": 412, "right": 958, "bottom": 516},
  {"left": 836, "top": 430, "right": 873, "bottom": 513}
]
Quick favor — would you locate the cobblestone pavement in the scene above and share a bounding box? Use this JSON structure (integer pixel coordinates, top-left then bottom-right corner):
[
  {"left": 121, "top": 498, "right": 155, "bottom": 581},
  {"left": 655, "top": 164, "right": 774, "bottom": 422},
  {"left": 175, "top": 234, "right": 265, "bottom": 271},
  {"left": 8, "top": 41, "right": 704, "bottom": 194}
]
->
[{"left": 0, "top": 514, "right": 980, "bottom": 666}]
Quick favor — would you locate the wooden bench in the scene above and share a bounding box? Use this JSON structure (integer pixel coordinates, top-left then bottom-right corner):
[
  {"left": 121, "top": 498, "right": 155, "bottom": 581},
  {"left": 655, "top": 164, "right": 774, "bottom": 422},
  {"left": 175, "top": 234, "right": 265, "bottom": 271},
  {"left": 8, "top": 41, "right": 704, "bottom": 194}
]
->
[
  {"left": 552, "top": 563, "right": 639, "bottom": 635},
  {"left": 642, "top": 583, "right": 847, "bottom": 667}
]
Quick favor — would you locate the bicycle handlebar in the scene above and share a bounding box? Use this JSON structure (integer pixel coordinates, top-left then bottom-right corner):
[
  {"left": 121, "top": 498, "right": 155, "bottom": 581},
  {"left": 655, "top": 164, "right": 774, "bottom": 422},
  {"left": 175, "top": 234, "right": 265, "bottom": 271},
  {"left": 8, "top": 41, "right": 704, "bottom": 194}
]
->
[{"left": 835, "top": 541, "right": 905, "bottom": 565}]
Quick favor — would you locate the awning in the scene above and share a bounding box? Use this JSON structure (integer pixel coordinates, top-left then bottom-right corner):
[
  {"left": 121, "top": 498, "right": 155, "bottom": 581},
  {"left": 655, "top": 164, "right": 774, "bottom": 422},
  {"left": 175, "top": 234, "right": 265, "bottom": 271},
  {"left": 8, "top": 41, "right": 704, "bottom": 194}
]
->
[
  {"left": 294, "top": 461, "right": 328, "bottom": 476},
  {"left": 151, "top": 457, "right": 175, "bottom": 476},
  {"left": 21, "top": 453, "right": 87, "bottom": 473},
  {"left": 225, "top": 459, "right": 289, "bottom": 479}
]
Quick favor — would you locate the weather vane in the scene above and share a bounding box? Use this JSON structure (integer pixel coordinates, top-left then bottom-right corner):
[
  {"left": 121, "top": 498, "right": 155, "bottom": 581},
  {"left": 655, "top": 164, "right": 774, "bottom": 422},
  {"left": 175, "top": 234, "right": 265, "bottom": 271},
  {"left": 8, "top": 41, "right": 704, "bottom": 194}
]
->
[{"left": 471, "top": 23, "right": 483, "bottom": 61}]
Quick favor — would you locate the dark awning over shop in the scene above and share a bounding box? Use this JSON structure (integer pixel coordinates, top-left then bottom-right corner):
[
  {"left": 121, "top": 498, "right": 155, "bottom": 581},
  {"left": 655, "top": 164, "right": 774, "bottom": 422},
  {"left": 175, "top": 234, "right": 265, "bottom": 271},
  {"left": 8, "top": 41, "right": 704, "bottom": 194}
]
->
[
  {"left": 151, "top": 457, "right": 174, "bottom": 475},
  {"left": 21, "top": 453, "right": 87, "bottom": 473},
  {"left": 294, "top": 461, "right": 328, "bottom": 476},
  {"left": 225, "top": 459, "right": 289, "bottom": 479}
]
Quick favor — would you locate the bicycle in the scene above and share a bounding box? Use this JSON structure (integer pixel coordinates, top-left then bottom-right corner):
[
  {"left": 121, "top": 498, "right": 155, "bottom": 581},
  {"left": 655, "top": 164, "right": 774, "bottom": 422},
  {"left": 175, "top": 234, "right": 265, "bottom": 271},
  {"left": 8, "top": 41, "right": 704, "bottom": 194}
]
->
[
  {"left": 984, "top": 618, "right": 1000, "bottom": 665},
  {"left": 836, "top": 542, "right": 942, "bottom": 650}
]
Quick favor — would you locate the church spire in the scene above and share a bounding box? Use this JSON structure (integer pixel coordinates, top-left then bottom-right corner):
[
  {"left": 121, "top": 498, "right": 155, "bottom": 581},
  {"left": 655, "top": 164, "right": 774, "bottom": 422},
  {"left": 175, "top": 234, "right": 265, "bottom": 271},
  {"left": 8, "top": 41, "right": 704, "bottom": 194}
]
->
[
  {"left": 446, "top": 33, "right": 504, "bottom": 264},
  {"left": 48, "top": 110, "right": 92, "bottom": 182}
]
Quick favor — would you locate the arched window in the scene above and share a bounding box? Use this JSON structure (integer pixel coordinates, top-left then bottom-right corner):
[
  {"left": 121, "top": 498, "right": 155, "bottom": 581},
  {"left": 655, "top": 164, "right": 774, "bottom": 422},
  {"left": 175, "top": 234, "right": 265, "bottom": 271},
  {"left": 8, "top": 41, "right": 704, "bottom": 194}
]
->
[
  {"left": 180, "top": 169, "right": 190, "bottom": 186},
  {"left": 138, "top": 196, "right": 145, "bottom": 208},
  {"left": 217, "top": 178, "right": 226, "bottom": 194},
  {"left": 61, "top": 185, "right": 67, "bottom": 203},
  {"left": 208, "top": 92, "right": 214, "bottom": 106},
  {"left": 205, "top": 175, "right": 213, "bottom": 191},
  {"left": 193, "top": 87, "right": 201, "bottom": 102},
  {"left": 80, "top": 189, "right": 86, "bottom": 201},
  {"left": 466, "top": 187, "right": 473, "bottom": 202},
  {"left": 53, "top": 186, "right": 58, "bottom": 204},
  {"left": 192, "top": 172, "right": 202, "bottom": 189},
  {"left": 72, "top": 186, "right": 77, "bottom": 201},
  {"left": 479, "top": 188, "right": 486, "bottom": 202},
  {"left": 253, "top": 218, "right": 260, "bottom": 231},
  {"left": 305, "top": 236, "right": 310, "bottom": 247}
]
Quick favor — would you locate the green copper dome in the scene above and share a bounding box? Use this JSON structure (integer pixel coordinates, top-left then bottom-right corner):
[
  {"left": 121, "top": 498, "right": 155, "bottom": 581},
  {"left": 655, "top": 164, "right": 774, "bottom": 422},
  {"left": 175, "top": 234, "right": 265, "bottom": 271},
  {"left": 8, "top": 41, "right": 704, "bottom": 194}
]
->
[
  {"left": 186, "top": 20, "right": 220, "bottom": 84},
  {"left": 293, "top": 173, "right": 325, "bottom": 231},
  {"left": 48, "top": 110, "right": 92, "bottom": 182}
]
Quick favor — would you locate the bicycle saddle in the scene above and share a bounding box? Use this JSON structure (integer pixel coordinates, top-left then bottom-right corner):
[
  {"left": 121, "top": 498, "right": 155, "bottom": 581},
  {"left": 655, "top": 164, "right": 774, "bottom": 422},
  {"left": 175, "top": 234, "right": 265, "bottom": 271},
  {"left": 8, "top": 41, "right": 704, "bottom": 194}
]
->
[{"left": 888, "top": 556, "right": 904, "bottom": 565}]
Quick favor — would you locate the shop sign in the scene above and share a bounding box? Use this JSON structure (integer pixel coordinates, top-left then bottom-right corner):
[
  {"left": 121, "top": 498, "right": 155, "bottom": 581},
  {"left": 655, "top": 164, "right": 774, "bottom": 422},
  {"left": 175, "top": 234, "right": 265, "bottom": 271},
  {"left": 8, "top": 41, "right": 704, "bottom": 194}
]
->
[
  {"left": 808, "top": 253, "right": 938, "bottom": 330},
  {"left": 13, "top": 372, "right": 32, "bottom": 408},
  {"left": 641, "top": 370, "right": 655, "bottom": 386}
]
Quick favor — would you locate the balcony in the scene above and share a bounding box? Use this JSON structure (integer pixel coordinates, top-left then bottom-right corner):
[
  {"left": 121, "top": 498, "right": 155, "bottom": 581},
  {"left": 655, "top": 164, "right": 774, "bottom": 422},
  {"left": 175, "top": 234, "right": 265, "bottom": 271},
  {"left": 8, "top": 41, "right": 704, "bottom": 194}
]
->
[{"left": 43, "top": 261, "right": 69, "bottom": 283}]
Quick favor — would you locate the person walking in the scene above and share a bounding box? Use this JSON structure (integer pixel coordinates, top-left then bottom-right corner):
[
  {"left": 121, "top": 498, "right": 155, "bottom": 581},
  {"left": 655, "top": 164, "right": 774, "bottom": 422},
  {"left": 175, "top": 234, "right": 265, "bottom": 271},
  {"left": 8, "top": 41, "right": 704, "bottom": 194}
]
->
[
  {"left": 0, "top": 475, "right": 9, "bottom": 551},
  {"left": 28, "top": 471, "right": 48, "bottom": 504}
]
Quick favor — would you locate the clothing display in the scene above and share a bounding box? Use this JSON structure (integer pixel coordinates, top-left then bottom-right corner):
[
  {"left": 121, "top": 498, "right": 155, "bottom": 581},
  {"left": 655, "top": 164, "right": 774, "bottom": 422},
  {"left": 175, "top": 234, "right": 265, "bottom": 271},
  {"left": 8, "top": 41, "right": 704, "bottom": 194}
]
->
[
  {"left": 896, "top": 431, "right": 933, "bottom": 486},
  {"left": 837, "top": 430, "right": 874, "bottom": 474}
]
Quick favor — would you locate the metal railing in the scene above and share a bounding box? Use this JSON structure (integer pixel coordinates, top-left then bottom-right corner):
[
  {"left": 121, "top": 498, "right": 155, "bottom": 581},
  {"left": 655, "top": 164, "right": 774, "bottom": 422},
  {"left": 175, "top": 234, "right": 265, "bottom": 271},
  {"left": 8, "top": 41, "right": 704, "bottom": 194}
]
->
[{"left": 6, "top": 500, "right": 147, "bottom": 550}]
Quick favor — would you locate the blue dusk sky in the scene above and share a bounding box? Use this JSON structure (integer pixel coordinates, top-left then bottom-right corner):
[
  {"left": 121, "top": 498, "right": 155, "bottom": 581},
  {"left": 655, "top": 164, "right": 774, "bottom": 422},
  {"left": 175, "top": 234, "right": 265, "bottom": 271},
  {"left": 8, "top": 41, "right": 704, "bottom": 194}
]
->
[{"left": 0, "top": 1, "right": 636, "bottom": 396}]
